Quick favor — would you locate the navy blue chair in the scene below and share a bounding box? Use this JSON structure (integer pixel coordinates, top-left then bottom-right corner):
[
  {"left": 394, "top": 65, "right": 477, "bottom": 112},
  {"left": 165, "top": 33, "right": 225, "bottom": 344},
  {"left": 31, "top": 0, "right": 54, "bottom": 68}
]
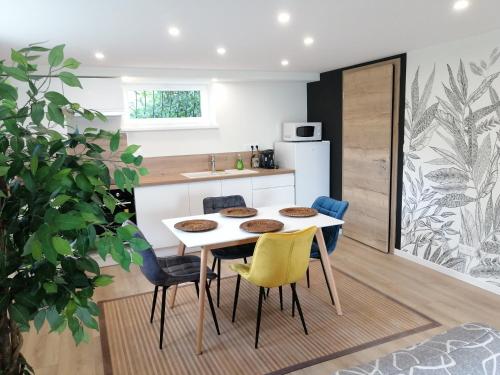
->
[
  {"left": 203, "top": 195, "right": 255, "bottom": 307},
  {"left": 126, "top": 221, "right": 220, "bottom": 349},
  {"left": 306, "top": 197, "right": 349, "bottom": 305}
]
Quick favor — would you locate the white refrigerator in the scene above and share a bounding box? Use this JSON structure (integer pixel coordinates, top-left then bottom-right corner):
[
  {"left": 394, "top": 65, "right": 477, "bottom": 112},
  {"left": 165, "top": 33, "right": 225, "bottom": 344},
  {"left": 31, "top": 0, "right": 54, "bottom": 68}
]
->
[{"left": 274, "top": 141, "right": 330, "bottom": 207}]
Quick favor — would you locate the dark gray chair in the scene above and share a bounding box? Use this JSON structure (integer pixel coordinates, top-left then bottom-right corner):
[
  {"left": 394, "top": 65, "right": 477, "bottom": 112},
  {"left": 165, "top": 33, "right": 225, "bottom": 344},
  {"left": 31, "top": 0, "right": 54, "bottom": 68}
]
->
[
  {"left": 203, "top": 195, "right": 255, "bottom": 307},
  {"left": 126, "top": 221, "right": 220, "bottom": 349}
]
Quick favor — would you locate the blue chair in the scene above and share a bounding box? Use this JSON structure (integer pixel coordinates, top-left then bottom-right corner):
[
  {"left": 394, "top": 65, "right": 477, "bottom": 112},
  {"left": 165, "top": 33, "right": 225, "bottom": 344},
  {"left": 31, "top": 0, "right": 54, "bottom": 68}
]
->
[
  {"left": 306, "top": 197, "right": 349, "bottom": 305},
  {"left": 126, "top": 221, "right": 220, "bottom": 349}
]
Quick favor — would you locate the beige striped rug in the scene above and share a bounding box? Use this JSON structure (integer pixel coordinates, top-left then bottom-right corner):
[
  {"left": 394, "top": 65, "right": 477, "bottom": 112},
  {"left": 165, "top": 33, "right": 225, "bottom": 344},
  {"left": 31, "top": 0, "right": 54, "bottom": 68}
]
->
[{"left": 99, "top": 261, "right": 438, "bottom": 375}]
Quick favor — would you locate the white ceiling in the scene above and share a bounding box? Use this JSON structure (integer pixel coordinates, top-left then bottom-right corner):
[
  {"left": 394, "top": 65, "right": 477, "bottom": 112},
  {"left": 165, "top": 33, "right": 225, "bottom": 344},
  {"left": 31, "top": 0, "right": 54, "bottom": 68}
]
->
[{"left": 1, "top": 0, "right": 500, "bottom": 73}]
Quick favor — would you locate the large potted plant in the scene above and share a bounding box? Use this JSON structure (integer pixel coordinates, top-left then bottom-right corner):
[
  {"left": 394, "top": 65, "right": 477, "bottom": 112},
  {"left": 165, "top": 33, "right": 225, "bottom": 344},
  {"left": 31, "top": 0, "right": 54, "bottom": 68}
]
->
[{"left": 0, "top": 44, "right": 148, "bottom": 374}]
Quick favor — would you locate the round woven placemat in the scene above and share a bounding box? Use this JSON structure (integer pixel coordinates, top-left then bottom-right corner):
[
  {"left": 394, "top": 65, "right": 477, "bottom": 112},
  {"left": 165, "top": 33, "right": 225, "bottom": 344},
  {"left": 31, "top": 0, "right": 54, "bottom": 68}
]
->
[
  {"left": 279, "top": 207, "right": 318, "bottom": 218},
  {"left": 174, "top": 219, "right": 218, "bottom": 232},
  {"left": 240, "top": 219, "right": 284, "bottom": 233},
  {"left": 220, "top": 207, "right": 258, "bottom": 218}
]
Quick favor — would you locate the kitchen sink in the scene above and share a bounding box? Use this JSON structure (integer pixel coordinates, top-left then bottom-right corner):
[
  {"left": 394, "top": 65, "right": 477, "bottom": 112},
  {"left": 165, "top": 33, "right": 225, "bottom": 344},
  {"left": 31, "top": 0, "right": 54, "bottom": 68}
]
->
[{"left": 181, "top": 169, "right": 258, "bottom": 179}]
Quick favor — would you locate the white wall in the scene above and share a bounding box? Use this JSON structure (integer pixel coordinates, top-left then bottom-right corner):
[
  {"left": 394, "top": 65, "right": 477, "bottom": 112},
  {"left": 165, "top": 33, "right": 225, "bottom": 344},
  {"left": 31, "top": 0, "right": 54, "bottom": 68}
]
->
[
  {"left": 400, "top": 28, "right": 500, "bottom": 295},
  {"left": 125, "top": 81, "right": 307, "bottom": 157}
]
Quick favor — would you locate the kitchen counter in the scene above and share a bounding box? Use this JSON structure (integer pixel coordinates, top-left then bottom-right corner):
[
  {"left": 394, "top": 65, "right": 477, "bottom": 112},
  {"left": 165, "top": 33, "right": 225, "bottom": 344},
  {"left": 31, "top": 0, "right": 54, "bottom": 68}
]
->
[{"left": 138, "top": 167, "right": 294, "bottom": 186}]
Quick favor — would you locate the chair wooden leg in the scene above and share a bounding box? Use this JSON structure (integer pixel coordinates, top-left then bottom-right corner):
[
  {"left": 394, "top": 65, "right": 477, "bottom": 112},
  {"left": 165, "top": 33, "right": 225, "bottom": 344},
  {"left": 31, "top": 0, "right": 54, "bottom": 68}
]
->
[
  {"left": 216, "top": 258, "right": 221, "bottom": 307},
  {"left": 243, "top": 257, "right": 247, "bottom": 264},
  {"left": 279, "top": 286, "right": 283, "bottom": 311},
  {"left": 306, "top": 267, "right": 310, "bottom": 288},
  {"left": 319, "top": 255, "right": 335, "bottom": 305},
  {"left": 232, "top": 274, "right": 241, "bottom": 322},
  {"left": 194, "top": 282, "right": 200, "bottom": 298},
  {"left": 159, "top": 286, "right": 168, "bottom": 349},
  {"left": 208, "top": 257, "right": 217, "bottom": 288},
  {"left": 205, "top": 281, "right": 220, "bottom": 335},
  {"left": 291, "top": 283, "right": 308, "bottom": 335},
  {"left": 255, "top": 287, "right": 265, "bottom": 349},
  {"left": 266, "top": 288, "right": 270, "bottom": 297},
  {"left": 150, "top": 285, "right": 159, "bottom": 323}
]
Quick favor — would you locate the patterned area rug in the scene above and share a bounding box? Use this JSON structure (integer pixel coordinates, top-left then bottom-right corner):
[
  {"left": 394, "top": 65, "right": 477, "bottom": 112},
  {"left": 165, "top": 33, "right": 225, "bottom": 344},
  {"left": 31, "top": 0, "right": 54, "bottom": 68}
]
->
[{"left": 99, "top": 262, "right": 439, "bottom": 375}]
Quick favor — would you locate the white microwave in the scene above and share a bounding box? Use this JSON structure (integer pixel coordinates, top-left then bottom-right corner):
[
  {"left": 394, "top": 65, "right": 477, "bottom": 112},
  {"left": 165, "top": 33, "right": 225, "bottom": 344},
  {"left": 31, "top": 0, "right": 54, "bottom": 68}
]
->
[{"left": 283, "top": 122, "right": 322, "bottom": 142}]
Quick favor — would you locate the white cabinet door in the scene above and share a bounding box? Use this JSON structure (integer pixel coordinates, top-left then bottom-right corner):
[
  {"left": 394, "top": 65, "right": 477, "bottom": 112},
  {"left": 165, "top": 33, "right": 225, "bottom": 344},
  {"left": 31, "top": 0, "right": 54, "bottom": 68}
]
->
[
  {"left": 188, "top": 180, "right": 222, "bottom": 215},
  {"left": 252, "top": 186, "right": 295, "bottom": 207},
  {"left": 252, "top": 173, "right": 295, "bottom": 190},
  {"left": 134, "top": 184, "right": 190, "bottom": 249},
  {"left": 221, "top": 178, "right": 253, "bottom": 207}
]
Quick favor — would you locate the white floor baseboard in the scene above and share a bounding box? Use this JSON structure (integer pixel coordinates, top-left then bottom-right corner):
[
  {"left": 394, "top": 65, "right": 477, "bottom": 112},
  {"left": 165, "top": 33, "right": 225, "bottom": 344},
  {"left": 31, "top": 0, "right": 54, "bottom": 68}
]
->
[{"left": 395, "top": 249, "right": 500, "bottom": 296}]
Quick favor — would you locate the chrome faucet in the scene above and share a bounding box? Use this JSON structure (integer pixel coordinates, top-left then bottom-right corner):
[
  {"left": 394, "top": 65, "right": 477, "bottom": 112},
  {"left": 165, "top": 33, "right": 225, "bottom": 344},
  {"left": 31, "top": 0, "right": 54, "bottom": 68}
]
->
[{"left": 210, "top": 154, "right": 216, "bottom": 173}]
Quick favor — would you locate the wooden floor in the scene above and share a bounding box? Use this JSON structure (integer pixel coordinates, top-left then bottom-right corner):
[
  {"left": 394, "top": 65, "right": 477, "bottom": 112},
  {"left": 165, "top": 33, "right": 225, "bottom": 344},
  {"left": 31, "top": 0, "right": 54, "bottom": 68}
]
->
[{"left": 23, "top": 237, "right": 500, "bottom": 375}]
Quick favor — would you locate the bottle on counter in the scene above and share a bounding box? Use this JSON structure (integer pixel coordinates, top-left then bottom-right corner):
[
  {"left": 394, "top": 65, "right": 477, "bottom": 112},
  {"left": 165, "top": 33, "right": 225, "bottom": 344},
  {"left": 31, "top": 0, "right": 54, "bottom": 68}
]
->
[
  {"left": 251, "top": 145, "right": 260, "bottom": 168},
  {"left": 236, "top": 154, "right": 244, "bottom": 170}
]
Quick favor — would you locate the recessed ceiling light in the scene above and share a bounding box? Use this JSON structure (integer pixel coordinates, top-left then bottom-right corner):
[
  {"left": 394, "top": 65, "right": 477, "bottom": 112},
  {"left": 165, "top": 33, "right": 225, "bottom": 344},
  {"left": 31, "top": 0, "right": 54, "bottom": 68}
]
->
[
  {"left": 216, "top": 47, "right": 226, "bottom": 55},
  {"left": 277, "top": 12, "right": 291, "bottom": 24},
  {"left": 304, "top": 37, "right": 315, "bottom": 46},
  {"left": 94, "top": 52, "right": 105, "bottom": 60},
  {"left": 453, "top": 0, "right": 469, "bottom": 11},
  {"left": 281, "top": 59, "right": 289, "bottom": 67},
  {"left": 168, "top": 26, "right": 180, "bottom": 37}
]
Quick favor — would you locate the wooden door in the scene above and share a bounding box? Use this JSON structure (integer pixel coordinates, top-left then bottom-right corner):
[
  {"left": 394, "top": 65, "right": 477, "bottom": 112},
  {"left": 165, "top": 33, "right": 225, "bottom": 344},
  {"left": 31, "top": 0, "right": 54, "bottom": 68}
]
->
[{"left": 342, "top": 64, "right": 394, "bottom": 252}]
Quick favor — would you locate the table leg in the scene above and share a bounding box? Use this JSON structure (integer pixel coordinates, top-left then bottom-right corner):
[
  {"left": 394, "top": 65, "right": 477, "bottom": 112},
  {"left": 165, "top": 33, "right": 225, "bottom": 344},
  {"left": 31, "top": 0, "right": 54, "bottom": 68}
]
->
[
  {"left": 315, "top": 227, "right": 343, "bottom": 315},
  {"left": 196, "top": 246, "right": 209, "bottom": 354},
  {"left": 168, "top": 242, "right": 186, "bottom": 309}
]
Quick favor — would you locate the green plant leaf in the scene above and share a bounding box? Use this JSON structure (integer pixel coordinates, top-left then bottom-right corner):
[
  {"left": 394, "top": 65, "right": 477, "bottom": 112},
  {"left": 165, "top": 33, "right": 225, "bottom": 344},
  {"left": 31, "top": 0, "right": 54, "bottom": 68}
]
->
[
  {"left": 43, "top": 282, "right": 58, "bottom": 294},
  {"left": 103, "top": 194, "right": 116, "bottom": 213},
  {"left": 131, "top": 251, "right": 143, "bottom": 266},
  {"left": 124, "top": 144, "right": 140, "bottom": 154},
  {"left": 129, "top": 237, "right": 150, "bottom": 251},
  {"left": 46, "top": 306, "right": 64, "bottom": 331},
  {"left": 110, "top": 131, "right": 120, "bottom": 152},
  {"left": 54, "top": 213, "right": 86, "bottom": 230},
  {"left": 52, "top": 236, "right": 72, "bottom": 255},
  {"left": 59, "top": 71, "right": 82, "bottom": 88},
  {"left": 2, "top": 66, "right": 29, "bottom": 82},
  {"left": 44, "top": 91, "right": 70, "bottom": 105},
  {"left": 114, "top": 211, "right": 133, "bottom": 224},
  {"left": 76, "top": 257, "right": 100, "bottom": 275},
  {"left": 48, "top": 44, "right": 65, "bottom": 67},
  {"left": 138, "top": 167, "right": 149, "bottom": 176},
  {"left": 47, "top": 103, "right": 65, "bottom": 125},
  {"left": 113, "top": 170, "right": 125, "bottom": 189},
  {"left": 76, "top": 307, "right": 98, "bottom": 330},
  {"left": 11, "top": 49, "right": 28, "bottom": 66},
  {"left": 0, "top": 82, "right": 18, "bottom": 101},
  {"left": 33, "top": 309, "right": 46, "bottom": 333},
  {"left": 0, "top": 166, "right": 9, "bottom": 176},
  {"left": 93, "top": 275, "right": 114, "bottom": 287},
  {"left": 8, "top": 304, "right": 29, "bottom": 326},
  {"left": 120, "top": 153, "right": 135, "bottom": 163},
  {"left": 75, "top": 174, "right": 92, "bottom": 192},
  {"left": 31, "top": 101, "right": 45, "bottom": 125},
  {"left": 50, "top": 194, "right": 71, "bottom": 207},
  {"left": 62, "top": 57, "right": 81, "bottom": 69}
]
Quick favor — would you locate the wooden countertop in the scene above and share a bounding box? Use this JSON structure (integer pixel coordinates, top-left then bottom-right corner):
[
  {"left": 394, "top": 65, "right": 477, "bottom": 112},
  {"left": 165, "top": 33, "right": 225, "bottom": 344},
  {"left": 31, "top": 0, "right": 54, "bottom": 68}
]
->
[{"left": 137, "top": 167, "right": 294, "bottom": 187}]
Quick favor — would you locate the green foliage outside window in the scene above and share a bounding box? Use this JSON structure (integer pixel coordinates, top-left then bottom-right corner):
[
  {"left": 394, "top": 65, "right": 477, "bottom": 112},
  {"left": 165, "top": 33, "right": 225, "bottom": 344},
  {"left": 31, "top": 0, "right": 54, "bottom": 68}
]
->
[{"left": 128, "top": 90, "right": 202, "bottom": 119}]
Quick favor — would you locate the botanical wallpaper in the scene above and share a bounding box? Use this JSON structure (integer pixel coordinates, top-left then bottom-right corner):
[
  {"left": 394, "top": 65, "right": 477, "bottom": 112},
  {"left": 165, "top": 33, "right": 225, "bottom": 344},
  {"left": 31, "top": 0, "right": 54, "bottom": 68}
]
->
[{"left": 401, "top": 36, "right": 500, "bottom": 290}]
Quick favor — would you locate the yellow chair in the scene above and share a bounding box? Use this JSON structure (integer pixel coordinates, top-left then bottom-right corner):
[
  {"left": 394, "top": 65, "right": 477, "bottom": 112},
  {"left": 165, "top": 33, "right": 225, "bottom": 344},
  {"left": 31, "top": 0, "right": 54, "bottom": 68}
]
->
[{"left": 229, "top": 226, "right": 317, "bottom": 348}]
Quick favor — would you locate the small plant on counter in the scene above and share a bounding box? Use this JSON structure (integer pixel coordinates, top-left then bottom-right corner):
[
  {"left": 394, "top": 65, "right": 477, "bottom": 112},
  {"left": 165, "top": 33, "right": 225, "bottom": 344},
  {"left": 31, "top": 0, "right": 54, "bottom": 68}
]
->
[{"left": 0, "top": 44, "right": 148, "bottom": 374}]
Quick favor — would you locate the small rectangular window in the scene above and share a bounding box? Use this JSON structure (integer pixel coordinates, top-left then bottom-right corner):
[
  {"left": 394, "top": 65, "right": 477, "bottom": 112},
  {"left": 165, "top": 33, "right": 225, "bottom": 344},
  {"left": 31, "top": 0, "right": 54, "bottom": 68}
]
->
[
  {"left": 122, "top": 84, "right": 215, "bottom": 131},
  {"left": 127, "top": 89, "right": 202, "bottom": 120}
]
